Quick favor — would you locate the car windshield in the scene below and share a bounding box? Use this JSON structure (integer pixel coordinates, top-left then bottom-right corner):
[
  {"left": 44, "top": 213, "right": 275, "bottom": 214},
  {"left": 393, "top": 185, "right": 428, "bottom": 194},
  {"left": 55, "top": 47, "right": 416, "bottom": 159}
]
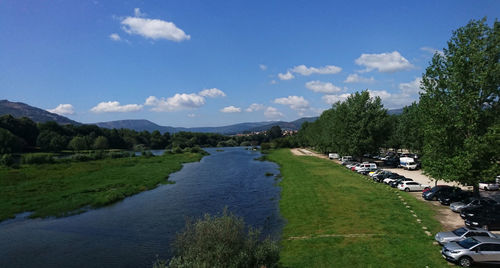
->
[
  {"left": 457, "top": 237, "right": 480, "bottom": 249},
  {"left": 452, "top": 227, "right": 468, "bottom": 236}
]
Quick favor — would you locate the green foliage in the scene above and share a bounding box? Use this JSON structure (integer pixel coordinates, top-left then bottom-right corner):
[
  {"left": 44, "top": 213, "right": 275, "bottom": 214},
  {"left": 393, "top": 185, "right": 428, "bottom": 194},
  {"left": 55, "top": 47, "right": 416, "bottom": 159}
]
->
[
  {"left": 298, "top": 90, "right": 388, "bottom": 157},
  {"left": 267, "top": 125, "right": 282, "bottom": 140},
  {"left": 93, "top": 136, "right": 109, "bottom": 150},
  {"left": 68, "top": 136, "right": 89, "bottom": 151},
  {"left": 420, "top": 18, "right": 500, "bottom": 189},
  {"left": 394, "top": 102, "right": 423, "bottom": 153},
  {"left": 21, "top": 153, "right": 55, "bottom": 164},
  {"left": 161, "top": 209, "right": 280, "bottom": 268},
  {"left": 36, "top": 130, "right": 68, "bottom": 152},
  {"left": 0, "top": 154, "right": 16, "bottom": 167},
  {"left": 267, "top": 149, "right": 447, "bottom": 267},
  {"left": 260, "top": 142, "right": 271, "bottom": 151},
  {"left": 0, "top": 127, "right": 22, "bottom": 154},
  {"left": 0, "top": 115, "right": 39, "bottom": 147},
  {"left": 172, "top": 146, "right": 183, "bottom": 154}
]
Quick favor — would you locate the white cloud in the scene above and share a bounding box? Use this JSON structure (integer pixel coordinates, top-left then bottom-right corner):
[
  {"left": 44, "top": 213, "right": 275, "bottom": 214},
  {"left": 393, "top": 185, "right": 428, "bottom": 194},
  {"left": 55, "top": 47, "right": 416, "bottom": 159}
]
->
[
  {"left": 355, "top": 51, "right": 413, "bottom": 73},
  {"left": 47, "top": 104, "right": 75, "bottom": 115},
  {"left": 90, "top": 101, "right": 143, "bottom": 113},
  {"left": 344, "top": 73, "right": 375, "bottom": 83},
  {"left": 145, "top": 94, "right": 205, "bottom": 111},
  {"left": 198, "top": 88, "right": 226, "bottom": 98},
  {"left": 420, "top": 46, "right": 444, "bottom": 57},
  {"left": 245, "top": 103, "right": 265, "bottom": 112},
  {"left": 305, "top": 80, "right": 342, "bottom": 93},
  {"left": 259, "top": 64, "right": 267, "bottom": 71},
  {"left": 270, "top": 80, "right": 277, "bottom": 85},
  {"left": 220, "top": 106, "right": 241, "bottom": 113},
  {"left": 264, "top": 107, "right": 284, "bottom": 119},
  {"left": 322, "top": 94, "right": 351, "bottom": 104},
  {"left": 134, "top": 8, "right": 146, "bottom": 17},
  {"left": 367, "top": 90, "right": 392, "bottom": 99},
  {"left": 274, "top": 96, "right": 310, "bottom": 114},
  {"left": 278, "top": 71, "right": 294, "bottom": 80},
  {"left": 291, "top": 64, "right": 342, "bottom": 76},
  {"left": 399, "top": 78, "right": 422, "bottom": 95},
  {"left": 121, "top": 11, "right": 190, "bottom": 42},
  {"left": 109, "top": 33, "right": 121, "bottom": 41}
]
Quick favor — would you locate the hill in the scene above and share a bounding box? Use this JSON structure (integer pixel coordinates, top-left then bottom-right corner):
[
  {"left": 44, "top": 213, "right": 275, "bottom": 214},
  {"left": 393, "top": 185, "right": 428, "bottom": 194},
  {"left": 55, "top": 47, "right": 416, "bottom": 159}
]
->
[{"left": 0, "top": 100, "right": 80, "bottom": 125}]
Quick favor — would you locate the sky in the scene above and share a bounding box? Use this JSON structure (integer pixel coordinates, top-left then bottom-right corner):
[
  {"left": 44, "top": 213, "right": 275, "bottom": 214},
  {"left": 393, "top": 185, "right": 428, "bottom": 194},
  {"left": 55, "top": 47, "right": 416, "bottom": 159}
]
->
[{"left": 1, "top": 1, "right": 499, "bottom": 127}]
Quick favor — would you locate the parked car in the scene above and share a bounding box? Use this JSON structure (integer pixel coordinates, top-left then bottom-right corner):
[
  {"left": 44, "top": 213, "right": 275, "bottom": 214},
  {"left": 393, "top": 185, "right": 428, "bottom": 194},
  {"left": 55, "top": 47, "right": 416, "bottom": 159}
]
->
[
  {"left": 328, "top": 153, "right": 339, "bottom": 159},
  {"left": 373, "top": 171, "right": 393, "bottom": 182},
  {"left": 383, "top": 173, "right": 404, "bottom": 184},
  {"left": 345, "top": 162, "right": 358, "bottom": 169},
  {"left": 397, "top": 181, "right": 430, "bottom": 192},
  {"left": 439, "top": 190, "right": 473, "bottom": 206},
  {"left": 441, "top": 236, "right": 500, "bottom": 267},
  {"left": 451, "top": 197, "right": 498, "bottom": 213},
  {"left": 461, "top": 204, "right": 500, "bottom": 219},
  {"left": 341, "top": 156, "right": 353, "bottom": 163},
  {"left": 383, "top": 158, "right": 399, "bottom": 167},
  {"left": 422, "top": 185, "right": 457, "bottom": 201},
  {"left": 357, "top": 163, "right": 377, "bottom": 175},
  {"left": 479, "top": 181, "right": 499, "bottom": 191},
  {"left": 368, "top": 169, "right": 382, "bottom": 177},
  {"left": 390, "top": 177, "right": 413, "bottom": 188},
  {"left": 435, "top": 226, "right": 498, "bottom": 245},
  {"left": 399, "top": 157, "right": 418, "bottom": 170},
  {"left": 465, "top": 211, "right": 500, "bottom": 231}
]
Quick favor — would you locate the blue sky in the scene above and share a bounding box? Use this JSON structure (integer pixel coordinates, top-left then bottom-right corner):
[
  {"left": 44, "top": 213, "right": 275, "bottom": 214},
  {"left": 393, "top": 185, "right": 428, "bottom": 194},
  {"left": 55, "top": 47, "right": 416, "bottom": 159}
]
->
[{"left": 1, "top": 1, "right": 499, "bottom": 127}]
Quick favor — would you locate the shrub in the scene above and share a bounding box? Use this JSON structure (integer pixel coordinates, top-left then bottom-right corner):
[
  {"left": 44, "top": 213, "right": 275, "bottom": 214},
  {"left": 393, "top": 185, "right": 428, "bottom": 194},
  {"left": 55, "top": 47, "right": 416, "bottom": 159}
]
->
[
  {"left": 21, "top": 153, "right": 55, "bottom": 164},
  {"left": 260, "top": 142, "right": 271, "bottom": 151},
  {"left": 160, "top": 209, "right": 280, "bottom": 268},
  {"left": 172, "top": 146, "right": 183, "bottom": 154},
  {"left": 0, "top": 154, "right": 17, "bottom": 167},
  {"left": 142, "top": 151, "right": 155, "bottom": 158}
]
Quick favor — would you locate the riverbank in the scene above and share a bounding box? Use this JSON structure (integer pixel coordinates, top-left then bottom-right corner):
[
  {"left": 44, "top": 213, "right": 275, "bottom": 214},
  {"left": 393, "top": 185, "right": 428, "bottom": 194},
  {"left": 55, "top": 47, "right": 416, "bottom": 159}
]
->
[
  {"left": 0, "top": 152, "right": 204, "bottom": 221},
  {"left": 268, "top": 149, "right": 448, "bottom": 267}
]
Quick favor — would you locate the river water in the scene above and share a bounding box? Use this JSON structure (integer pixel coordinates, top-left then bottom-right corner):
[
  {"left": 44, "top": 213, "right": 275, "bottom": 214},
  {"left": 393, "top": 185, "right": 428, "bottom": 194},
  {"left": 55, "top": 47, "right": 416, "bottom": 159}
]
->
[{"left": 0, "top": 147, "right": 283, "bottom": 268}]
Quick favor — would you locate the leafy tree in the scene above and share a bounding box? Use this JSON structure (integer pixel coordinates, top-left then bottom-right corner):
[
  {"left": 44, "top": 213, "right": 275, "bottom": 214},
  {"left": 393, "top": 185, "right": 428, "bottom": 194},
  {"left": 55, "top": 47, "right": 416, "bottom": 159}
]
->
[
  {"left": 37, "top": 130, "right": 68, "bottom": 152},
  {"left": 420, "top": 18, "right": 500, "bottom": 193},
  {"left": 68, "top": 136, "right": 88, "bottom": 151},
  {"left": 0, "top": 128, "right": 22, "bottom": 154},
  {"left": 396, "top": 102, "right": 423, "bottom": 153},
  {"left": 0, "top": 115, "right": 39, "bottom": 147},
  {"left": 267, "top": 125, "right": 282, "bottom": 140},
  {"left": 93, "top": 136, "right": 109, "bottom": 150}
]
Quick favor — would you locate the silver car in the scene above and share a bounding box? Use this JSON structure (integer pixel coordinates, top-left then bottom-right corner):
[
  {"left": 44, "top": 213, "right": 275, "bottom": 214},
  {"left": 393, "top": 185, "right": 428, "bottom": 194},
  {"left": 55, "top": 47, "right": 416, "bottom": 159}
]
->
[
  {"left": 442, "top": 236, "right": 500, "bottom": 267},
  {"left": 435, "top": 227, "right": 497, "bottom": 245},
  {"left": 450, "top": 197, "right": 497, "bottom": 213}
]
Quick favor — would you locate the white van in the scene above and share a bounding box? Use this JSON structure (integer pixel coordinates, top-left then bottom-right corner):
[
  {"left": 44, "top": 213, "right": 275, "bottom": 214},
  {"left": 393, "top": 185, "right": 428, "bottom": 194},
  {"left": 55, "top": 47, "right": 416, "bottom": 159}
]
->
[
  {"left": 328, "top": 153, "right": 339, "bottom": 159},
  {"left": 357, "top": 163, "right": 377, "bottom": 174},
  {"left": 400, "top": 157, "right": 417, "bottom": 170}
]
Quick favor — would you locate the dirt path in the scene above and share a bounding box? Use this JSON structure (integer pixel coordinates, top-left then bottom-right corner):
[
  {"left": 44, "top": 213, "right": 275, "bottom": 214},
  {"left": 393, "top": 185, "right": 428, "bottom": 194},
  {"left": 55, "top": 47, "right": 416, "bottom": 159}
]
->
[{"left": 289, "top": 148, "right": 499, "bottom": 234}]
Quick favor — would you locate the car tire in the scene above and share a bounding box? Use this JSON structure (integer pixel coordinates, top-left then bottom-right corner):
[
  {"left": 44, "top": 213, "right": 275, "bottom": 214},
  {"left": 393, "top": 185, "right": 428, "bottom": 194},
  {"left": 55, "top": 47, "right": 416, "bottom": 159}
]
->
[
  {"left": 484, "top": 187, "right": 488, "bottom": 191},
  {"left": 405, "top": 188, "right": 410, "bottom": 192},
  {"left": 458, "top": 256, "right": 473, "bottom": 267}
]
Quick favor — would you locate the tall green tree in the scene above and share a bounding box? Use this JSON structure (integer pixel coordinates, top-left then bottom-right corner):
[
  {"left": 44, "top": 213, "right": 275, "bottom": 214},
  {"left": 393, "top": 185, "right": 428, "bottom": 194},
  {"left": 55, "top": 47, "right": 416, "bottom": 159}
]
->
[
  {"left": 396, "top": 102, "right": 424, "bottom": 153},
  {"left": 267, "top": 125, "right": 283, "bottom": 140},
  {"left": 420, "top": 18, "right": 500, "bottom": 193}
]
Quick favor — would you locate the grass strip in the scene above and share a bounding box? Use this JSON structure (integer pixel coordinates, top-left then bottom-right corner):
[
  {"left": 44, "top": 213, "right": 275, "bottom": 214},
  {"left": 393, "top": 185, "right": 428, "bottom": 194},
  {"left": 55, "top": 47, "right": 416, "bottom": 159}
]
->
[
  {"left": 0, "top": 152, "right": 203, "bottom": 221},
  {"left": 267, "top": 149, "right": 448, "bottom": 267}
]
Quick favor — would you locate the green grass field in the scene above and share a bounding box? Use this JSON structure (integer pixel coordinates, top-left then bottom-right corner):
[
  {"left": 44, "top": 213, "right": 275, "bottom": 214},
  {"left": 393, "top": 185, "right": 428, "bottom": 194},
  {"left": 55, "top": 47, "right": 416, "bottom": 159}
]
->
[
  {"left": 0, "top": 152, "right": 203, "bottom": 221},
  {"left": 267, "top": 149, "right": 448, "bottom": 267}
]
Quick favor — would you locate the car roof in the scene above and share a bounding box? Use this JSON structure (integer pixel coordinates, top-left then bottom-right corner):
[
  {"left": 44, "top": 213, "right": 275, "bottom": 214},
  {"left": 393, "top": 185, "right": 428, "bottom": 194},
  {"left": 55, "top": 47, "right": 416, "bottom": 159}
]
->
[{"left": 474, "top": 236, "right": 500, "bottom": 243}]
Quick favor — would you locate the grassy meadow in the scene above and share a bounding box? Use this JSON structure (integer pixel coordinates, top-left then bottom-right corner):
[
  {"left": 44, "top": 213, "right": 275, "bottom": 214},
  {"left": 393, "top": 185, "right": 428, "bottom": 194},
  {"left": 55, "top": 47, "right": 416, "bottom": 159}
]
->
[
  {"left": 268, "top": 149, "right": 448, "bottom": 267},
  {"left": 0, "top": 152, "right": 203, "bottom": 221}
]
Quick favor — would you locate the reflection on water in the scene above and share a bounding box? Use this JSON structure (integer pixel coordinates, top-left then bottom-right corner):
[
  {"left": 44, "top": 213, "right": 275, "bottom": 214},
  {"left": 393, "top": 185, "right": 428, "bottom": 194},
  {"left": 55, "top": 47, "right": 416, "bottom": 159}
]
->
[{"left": 0, "top": 147, "right": 283, "bottom": 268}]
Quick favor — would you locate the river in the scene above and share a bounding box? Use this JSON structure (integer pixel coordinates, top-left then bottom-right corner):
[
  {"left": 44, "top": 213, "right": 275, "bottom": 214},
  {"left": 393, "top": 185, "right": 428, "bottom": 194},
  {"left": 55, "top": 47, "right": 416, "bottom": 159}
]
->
[{"left": 0, "top": 147, "right": 283, "bottom": 268}]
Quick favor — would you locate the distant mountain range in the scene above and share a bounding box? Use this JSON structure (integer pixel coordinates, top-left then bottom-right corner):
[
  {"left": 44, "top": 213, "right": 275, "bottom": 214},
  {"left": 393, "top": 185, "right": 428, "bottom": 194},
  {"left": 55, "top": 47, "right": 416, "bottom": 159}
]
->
[
  {"left": 0, "top": 99, "right": 80, "bottom": 125},
  {"left": 94, "top": 118, "right": 317, "bottom": 134},
  {"left": 0, "top": 99, "right": 404, "bottom": 134}
]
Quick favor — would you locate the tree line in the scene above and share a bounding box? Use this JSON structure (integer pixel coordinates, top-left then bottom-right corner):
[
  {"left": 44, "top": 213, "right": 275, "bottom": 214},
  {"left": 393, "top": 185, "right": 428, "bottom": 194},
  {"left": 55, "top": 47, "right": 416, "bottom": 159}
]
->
[
  {"left": 291, "top": 18, "right": 499, "bottom": 192},
  {"left": 0, "top": 115, "right": 273, "bottom": 154}
]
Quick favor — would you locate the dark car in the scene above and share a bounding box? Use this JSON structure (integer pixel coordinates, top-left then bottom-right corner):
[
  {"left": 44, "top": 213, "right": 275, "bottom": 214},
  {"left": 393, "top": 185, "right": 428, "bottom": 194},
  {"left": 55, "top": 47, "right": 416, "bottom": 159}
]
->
[
  {"left": 439, "top": 190, "right": 473, "bottom": 206},
  {"left": 451, "top": 197, "right": 498, "bottom": 213},
  {"left": 461, "top": 204, "right": 500, "bottom": 220},
  {"left": 422, "top": 185, "right": 457, "bottom": 201},
  {"left": 383, "top": 158, "right": 399, "bottom": 167},
  {"left": 390, "top": 177, "right": 413, "bottom": 188},
  {"left": 373, "top": 171, "right": 394, "bottom": 183},
  {"left": 464, "top": 205, "right": 500, "bottom": 230}
]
